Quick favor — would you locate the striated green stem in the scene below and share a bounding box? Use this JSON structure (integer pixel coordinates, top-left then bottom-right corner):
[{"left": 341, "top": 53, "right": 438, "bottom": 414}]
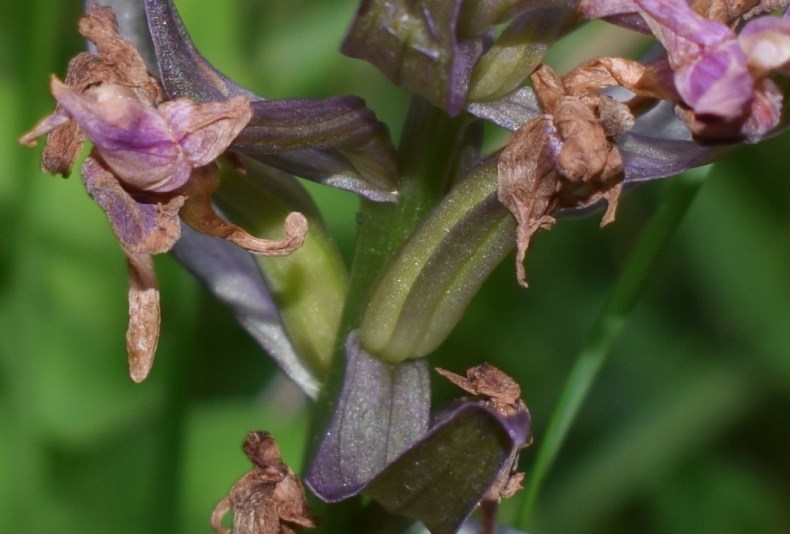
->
[
  {"left": 334, "top": 96, "right": 475, "bottom": 347},
  {"left": 516, "top": 166, "right": 710, "bottom": 528},
  {"left": 306, "top": 96, "right": 472, "bottom": 531}
]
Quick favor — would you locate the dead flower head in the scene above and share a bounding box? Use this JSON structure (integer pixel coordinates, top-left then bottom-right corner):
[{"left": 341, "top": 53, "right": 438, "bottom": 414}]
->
[
  {"left": 19, "top": 7, "right": 307, "bottom": 383},
  {"left": 211, "top": 431, "right": 317, "bottom": 534},
  {"left": 497, "top": 62, "right": 637, "bottom": 287},
  {"left": 437, "top": 363, "right": 532, "bottom": 531}
]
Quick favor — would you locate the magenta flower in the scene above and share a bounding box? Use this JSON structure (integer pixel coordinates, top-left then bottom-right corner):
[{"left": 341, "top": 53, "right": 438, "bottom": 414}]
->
[{"left": 579, "top": 0, "right": 790, "bottom": 141}]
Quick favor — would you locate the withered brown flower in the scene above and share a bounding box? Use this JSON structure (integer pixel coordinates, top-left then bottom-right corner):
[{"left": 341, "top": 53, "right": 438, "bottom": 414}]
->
[
  {"left": 497, "top": 62, "right": 636, "bottom": 287},
  {"left": 211, "top": 431, "right": 317, "bottom": 534},
  {"left": 436, "top": 363, "right": 532, "bottom": 534},
  {"left": 19, "top": 7, "right": 307, "bottom": 382}
]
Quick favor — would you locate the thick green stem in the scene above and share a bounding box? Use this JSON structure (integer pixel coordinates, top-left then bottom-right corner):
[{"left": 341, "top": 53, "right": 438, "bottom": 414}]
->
[
  {"left": 516, "top": 166, "right": 710, "bottom": 528},
  {"left": 306, "top": 96, "right": 470, "bottom": 531}
]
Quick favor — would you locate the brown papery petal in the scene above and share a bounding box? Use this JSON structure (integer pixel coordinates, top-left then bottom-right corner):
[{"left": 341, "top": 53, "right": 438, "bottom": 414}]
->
[
  {"left": 125, "top": 251, "right": 160, "bottom": 383},
  {"left": 497, "top": 117, "right": 561, "bottom": 287},
  {"left": 180, "top": 164, "right": 308, "bottom": 256}
]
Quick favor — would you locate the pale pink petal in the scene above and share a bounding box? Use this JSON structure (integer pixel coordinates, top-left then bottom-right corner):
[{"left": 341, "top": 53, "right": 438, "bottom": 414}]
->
[
  {"left": 742, "top": 77, "right": 784, "bottom": 142},
  {"left": 158, "top": 95, "right": 252, "bottom": 167},
  {"left": 739, "top": 15, "right": 790, "bottom": 76}
]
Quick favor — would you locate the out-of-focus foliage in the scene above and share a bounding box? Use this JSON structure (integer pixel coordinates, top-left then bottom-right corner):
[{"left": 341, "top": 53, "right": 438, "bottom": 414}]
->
[{"left": 1, "top": 1, "right": 789, "bottom": 533}]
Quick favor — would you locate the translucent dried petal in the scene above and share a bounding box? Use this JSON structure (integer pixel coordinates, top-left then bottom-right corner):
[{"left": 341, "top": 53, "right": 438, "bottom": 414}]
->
[
  {"left": 50, "top": 78, "right": 252, "bottom": 193},
  {"left": 497, "top": 117, "right": 561, "bottom": 286},
  {"left": 159, "top": 95, "right": 252, "bottom": 168},
  {"left": 51, "top": 79, "right": 188, "bottom": 191}
]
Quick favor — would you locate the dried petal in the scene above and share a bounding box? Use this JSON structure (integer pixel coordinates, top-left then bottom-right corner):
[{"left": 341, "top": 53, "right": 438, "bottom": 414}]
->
[
  {"left": 497, "top": 117, "right": 561, "bottom": 287},
  {"left": 159, "top": 95, "right": 252, "bottom": 167},
  {"left": 672, "top": 39, "right": 753, "bottom": 119},
  {"left": 51, "top": 78, "right": 190, "bottom": 192},
  {"left": 212, "top": 432, "right": 317, "bottom": 534},
  {"left": 125, "top": 252, "right": 160, "bottom": 383},
  {"left": 743, "top": 0, "right": 790, "bottom": 19},
  {"left": 78, "top": 4, "right": 158, "bottom": 92},
  {"left": 554, "top": 99, "right": 612, "bottom": 181},
  {"left": 18, "top": 111, "right": 71, "bottom": 148},
  {"left": 692, "top": 0, "right": 760, "bottom": 23},
  {"left": 179, "top": 165, "right": 307, "bottom": 256},
  {"left": 741, "top": 77, "right": 784, "bottom": 142},
  {"left": 562, "top": 57, "right": 679, "bottom": 101},
  {"left": 81, "top": 156, "right": 184, "bottom": 254},
  {"left": 436, "top": 363, "right": 523, "bottom": 413}
]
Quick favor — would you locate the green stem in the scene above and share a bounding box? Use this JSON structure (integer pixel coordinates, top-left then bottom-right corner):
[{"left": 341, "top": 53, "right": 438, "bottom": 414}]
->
[
  {"left": 516, "top": 166, "right": 710, "bottom": 528},
  {"left": 306, "top": 96, "right": 470, "bottom": 531},
  {"left": 328, "top": 96, "right": 474, "bottom": 353}
]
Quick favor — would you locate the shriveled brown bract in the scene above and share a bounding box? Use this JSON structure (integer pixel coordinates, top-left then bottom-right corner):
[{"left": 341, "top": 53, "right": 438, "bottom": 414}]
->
[
  {"left": 211, "top": 432, "right": 317, "bottom": 534},
  {"left": 497, "top": 58, "right": 667, "bottom": 286},
  {"left": 437, "top": 364, "right": 532, "bottom": 534}
]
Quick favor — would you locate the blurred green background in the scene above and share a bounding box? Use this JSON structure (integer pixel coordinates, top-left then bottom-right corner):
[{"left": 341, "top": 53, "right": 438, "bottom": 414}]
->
[{"left": 1, "top": 1, "right": 789, "bottom": 533}]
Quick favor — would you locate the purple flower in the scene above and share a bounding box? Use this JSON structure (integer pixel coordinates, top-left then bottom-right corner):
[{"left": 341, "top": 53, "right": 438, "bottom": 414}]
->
[
  {"left": 579, "top": 0, "right": 790, "bottom": 141},
  {"left": 20, "top": 7, "right": 307, "bottom": 383},
  {"left": 45, "top": 79, "right": 252, "bottom": 193}
]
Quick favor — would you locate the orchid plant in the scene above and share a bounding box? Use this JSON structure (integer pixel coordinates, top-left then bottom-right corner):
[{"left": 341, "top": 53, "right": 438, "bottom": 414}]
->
[{"left": 13, "top": 0, "right": 790, "bottom": 533}]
